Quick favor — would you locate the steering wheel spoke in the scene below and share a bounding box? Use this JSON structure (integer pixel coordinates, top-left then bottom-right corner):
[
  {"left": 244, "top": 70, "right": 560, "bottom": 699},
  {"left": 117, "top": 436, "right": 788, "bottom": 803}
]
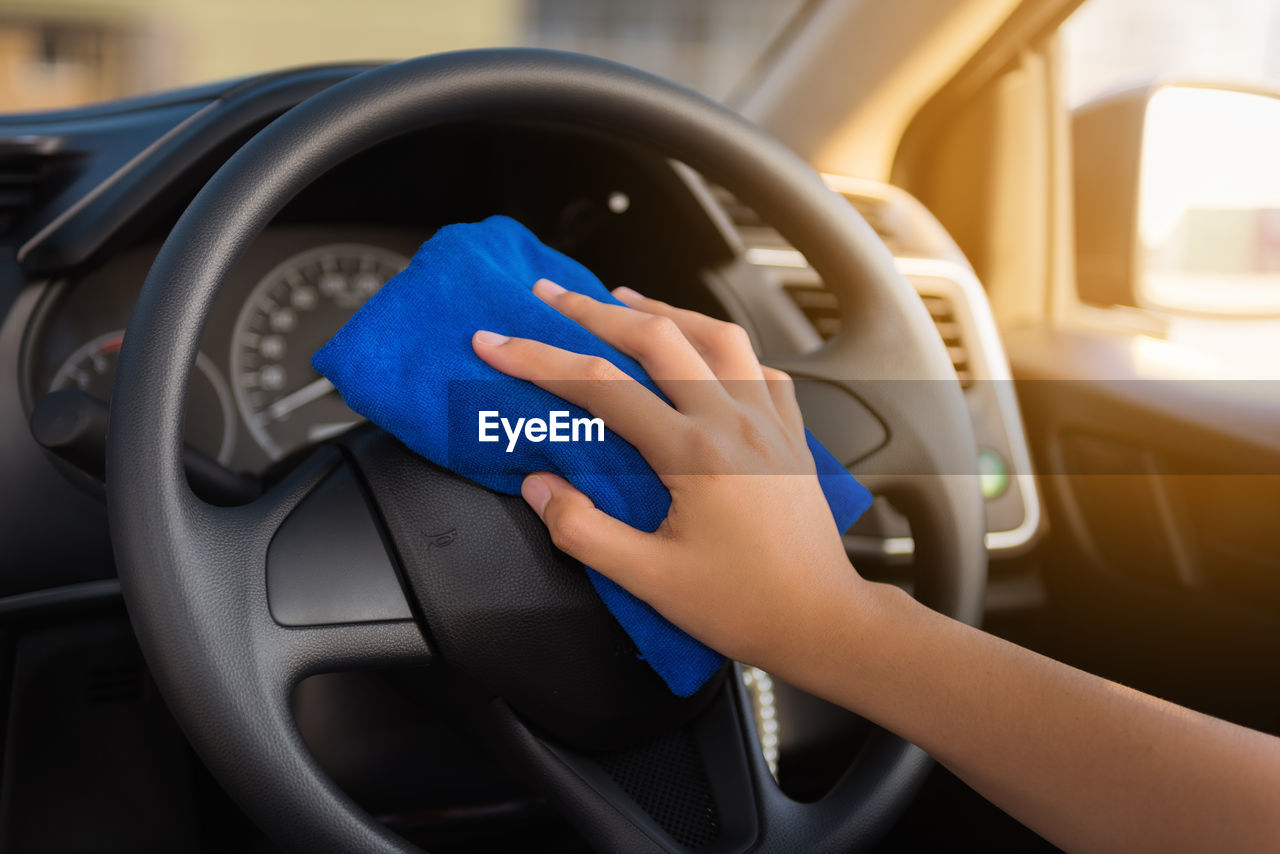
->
[
  {"left": 269, "top": 619, "right": 432, "bottom": 684},
  {"left": 482, "top": 665, "right": 768, "bottom": 854},
  {"left": 481, "top": 661, "right": 932, "bottom": 854},
  {"left": 216, "top": 443, "right": 432, "bottom": 680}
]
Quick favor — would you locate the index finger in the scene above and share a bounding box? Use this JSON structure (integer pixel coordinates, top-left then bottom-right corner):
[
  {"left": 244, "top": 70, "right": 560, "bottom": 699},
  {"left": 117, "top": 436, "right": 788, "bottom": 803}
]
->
[
  {"left": 472, "top": 330, "right": 687, "bottom": 472},
  {"left": 530, "top": 279, "right": 727, "bottom": 415},
  {"left": 612, "top": 287, "right": 766, "bottom": 383}
]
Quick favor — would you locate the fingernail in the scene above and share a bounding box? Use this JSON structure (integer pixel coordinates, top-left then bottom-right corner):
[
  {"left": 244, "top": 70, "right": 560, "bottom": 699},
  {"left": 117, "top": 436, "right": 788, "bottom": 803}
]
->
[
  {"left": 473, "top": 330, "right": 509, "bottom": 347},
  {"left": 533, "top": 278, "right": 566, "bottom": 297},
  {"left": 521, "top": 474, "right": 552, "bottom": 516},
  {"left": 613, "top": 286, "right": 642, "bottom": 300}
]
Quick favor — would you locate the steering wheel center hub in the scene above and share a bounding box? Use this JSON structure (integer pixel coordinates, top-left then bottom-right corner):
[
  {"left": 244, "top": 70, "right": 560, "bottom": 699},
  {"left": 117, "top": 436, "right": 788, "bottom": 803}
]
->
[{"left": 347, "top": 429, "right": 720, "bottom": 749}]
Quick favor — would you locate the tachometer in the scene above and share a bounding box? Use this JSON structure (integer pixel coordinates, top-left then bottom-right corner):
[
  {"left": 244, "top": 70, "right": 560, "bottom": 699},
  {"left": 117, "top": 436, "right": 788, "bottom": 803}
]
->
[
  {"left": 230, "top": 243, "right": 410, "bottom": 460},
  {"left": 51, "top": 329, "right": 237, "bottom": 465}
]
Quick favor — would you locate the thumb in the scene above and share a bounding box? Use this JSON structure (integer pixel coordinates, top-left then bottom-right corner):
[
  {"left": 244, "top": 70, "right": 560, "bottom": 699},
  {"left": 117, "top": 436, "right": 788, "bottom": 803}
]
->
[{"left": 521, "top": 472, "right": 655, "bottom": 588}]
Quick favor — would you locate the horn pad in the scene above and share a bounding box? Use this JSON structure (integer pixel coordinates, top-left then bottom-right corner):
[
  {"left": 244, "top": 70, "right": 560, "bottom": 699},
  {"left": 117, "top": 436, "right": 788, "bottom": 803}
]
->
[{"left": 345, "top": 429, "right": 722, "bottom": 750}]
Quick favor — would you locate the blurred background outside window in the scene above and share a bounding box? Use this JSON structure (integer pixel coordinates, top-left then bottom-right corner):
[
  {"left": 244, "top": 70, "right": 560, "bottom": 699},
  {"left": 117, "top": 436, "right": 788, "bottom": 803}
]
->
[
  {"left": 1063, "top": 0, "right": 1280, "bottom": 320},
  {"left": 0, "top": 0, "right": 804, "bottom": 112},
  {"left": 5, "top": 0, "right": 1280, "bottom": 325},
  {"left": 1063, "top": 0, "right": 1280, "bottom": 108}
]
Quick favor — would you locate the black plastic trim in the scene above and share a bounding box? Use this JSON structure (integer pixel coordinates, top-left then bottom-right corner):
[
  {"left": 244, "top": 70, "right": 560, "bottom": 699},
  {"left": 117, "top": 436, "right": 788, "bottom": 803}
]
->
[
  {"left": 0, "top": 578, "right": 121, "bottom": 619},
  {"left": 266, "top": 463, "right": 413, "bottom": 626}
]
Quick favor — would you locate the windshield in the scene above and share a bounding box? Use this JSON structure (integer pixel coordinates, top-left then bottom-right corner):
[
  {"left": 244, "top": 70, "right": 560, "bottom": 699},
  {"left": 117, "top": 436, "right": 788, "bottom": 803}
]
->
[{"left": 0, "top": 0, "right": 808, "bottom": 113}]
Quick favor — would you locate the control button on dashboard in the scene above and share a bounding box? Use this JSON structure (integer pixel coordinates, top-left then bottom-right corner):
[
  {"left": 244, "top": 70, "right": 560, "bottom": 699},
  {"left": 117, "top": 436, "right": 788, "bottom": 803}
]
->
[{"left": 978, "top": 447, "right": 1010, "bottom": 500}]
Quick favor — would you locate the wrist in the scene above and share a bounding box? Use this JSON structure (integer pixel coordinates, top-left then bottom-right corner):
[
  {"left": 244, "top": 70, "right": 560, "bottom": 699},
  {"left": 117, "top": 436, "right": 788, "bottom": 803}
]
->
[{"left": 770, "top": 575, "right": 916, "bottom": 711}]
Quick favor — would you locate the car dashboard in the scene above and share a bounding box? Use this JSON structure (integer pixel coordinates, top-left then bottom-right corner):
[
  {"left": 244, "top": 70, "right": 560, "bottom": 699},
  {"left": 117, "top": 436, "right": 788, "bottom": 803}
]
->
[
  {"left": 0, "top": 63, "right": 1043, "bottom": 845},
  {"left": 3, "top": 68, "right": 1040, "bottom": 588}
]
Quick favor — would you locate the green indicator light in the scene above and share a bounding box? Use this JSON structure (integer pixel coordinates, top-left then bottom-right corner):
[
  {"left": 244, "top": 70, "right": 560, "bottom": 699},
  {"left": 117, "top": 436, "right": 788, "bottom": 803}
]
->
[{"left": 978, "top": 448, "right": 1009, "bottom": 500}]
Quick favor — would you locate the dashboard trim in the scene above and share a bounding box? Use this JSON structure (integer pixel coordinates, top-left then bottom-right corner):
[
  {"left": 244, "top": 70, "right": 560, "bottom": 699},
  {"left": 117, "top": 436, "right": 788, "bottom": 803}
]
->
[
  {"left": 17, "top": 100, "right": 222, "bottom": 264},
  {"left": 745, "top": 251, "right": 1043, "bottom": 557},
  {"left": 895, "top": 257, "right": 1042, "bottom": 555}
]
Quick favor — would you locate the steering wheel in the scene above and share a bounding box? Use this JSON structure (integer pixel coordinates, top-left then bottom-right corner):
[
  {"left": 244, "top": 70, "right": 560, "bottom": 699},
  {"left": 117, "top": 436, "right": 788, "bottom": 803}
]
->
[{"left": 108, "top": 49, "right": 985, "bottom": 853}]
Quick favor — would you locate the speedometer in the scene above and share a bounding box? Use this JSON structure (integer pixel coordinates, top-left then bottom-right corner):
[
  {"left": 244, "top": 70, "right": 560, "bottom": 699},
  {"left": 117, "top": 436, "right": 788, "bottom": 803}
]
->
[
  {"left": 53, "top": 329, "right": 236, "bottom": 465},
  {"left": 230, "top": 243, "right": 409, "bottom": 460}
]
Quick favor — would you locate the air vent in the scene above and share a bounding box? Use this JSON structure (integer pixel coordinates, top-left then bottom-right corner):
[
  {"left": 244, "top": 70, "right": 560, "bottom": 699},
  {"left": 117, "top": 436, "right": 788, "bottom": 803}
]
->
[
  {"left": 841, "top": 193, "right": 904, "bottom": 255},
  {"left": 707, "top": 184, "right": 794, "bottom": 249},
  {"left": 711, "top": 180, "right": 973, "bottom": 387},
  {"left": 709, "top": 183, "right": 901, "bottom": 252},
  {"left": 919, "top": 292, "right": 974, "bottom": 388},
  {"left": 782, "top": 282, "right": 841, "bottom": 340},
  {"left": 0, "top": 135, "right": 74, "bottom": 236},
  {"left": 780, "top": 283, "right": 972, "bottom": 388}
]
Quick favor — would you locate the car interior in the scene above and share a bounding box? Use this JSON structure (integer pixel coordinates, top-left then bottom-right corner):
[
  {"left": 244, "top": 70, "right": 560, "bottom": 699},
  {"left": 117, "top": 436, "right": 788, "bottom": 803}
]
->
[{"left": 0, "top": 0, "right": 1278, "bottom": 851}]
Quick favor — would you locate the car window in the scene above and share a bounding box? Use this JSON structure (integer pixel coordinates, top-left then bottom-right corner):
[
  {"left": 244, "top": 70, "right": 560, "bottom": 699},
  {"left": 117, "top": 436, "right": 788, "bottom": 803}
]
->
[
  {"left": 0, "top": 0, "right": 807, "bottom": 113},
  {"left": 1062, "top": 0, "right": 1280, "bottom": 109}
]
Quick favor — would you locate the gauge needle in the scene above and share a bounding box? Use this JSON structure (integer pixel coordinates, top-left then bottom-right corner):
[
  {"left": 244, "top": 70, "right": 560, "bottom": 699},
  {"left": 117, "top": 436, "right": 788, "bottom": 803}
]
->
[
  {"left": 261, "top": 376, "right": 336, "bottom": 423},
  {"left": 307, "top": 421, "right": 360, "bottom": 441}
]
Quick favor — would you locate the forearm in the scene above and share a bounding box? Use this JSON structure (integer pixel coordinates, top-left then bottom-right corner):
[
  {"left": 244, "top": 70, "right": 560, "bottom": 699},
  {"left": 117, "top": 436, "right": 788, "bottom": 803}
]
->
[
  {"left": 776, "top": 579, "right": 1280, "bottom": 854},
  {"left": 484, "top": 284, "right": 1280, "bottom": 851}
]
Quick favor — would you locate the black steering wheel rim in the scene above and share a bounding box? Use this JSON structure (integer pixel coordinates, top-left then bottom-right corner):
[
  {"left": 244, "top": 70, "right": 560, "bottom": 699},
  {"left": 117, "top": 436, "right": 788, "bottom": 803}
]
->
[{"left": 108, "top": 48, "right": 986, "bottom": 853}]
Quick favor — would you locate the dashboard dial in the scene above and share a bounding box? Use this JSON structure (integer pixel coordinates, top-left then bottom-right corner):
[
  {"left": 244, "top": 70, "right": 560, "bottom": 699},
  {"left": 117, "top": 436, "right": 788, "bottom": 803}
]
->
[
  {"left": 230, "top": 243, "right": 410, "bottom": 460},
  {"left": 51, "top": 329, "right": 236, "bottom": 465}
]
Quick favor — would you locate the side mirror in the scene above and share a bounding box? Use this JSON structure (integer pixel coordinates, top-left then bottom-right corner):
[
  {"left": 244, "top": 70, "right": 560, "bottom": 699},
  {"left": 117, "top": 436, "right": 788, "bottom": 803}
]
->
[{"left": 1073, "top": 83, "right": 1280, "bottom": 316}]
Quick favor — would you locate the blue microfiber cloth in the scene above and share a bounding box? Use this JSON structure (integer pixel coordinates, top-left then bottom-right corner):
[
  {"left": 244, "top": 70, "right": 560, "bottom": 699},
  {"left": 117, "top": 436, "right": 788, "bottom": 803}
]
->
[{"left": 313, "top": 215, "right": 872, "bottom": 697}]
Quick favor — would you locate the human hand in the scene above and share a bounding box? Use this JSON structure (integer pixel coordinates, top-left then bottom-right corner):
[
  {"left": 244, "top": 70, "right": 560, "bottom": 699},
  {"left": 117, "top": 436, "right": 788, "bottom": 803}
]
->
[{"left": 472, "top": 279, "right": 867, "bottom": 675}]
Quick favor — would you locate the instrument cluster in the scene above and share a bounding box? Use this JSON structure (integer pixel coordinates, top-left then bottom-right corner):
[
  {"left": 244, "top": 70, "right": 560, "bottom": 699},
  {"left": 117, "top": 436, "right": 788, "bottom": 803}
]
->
[{"left": 28, "top": 225, "right": 425, "bottom": 475}]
